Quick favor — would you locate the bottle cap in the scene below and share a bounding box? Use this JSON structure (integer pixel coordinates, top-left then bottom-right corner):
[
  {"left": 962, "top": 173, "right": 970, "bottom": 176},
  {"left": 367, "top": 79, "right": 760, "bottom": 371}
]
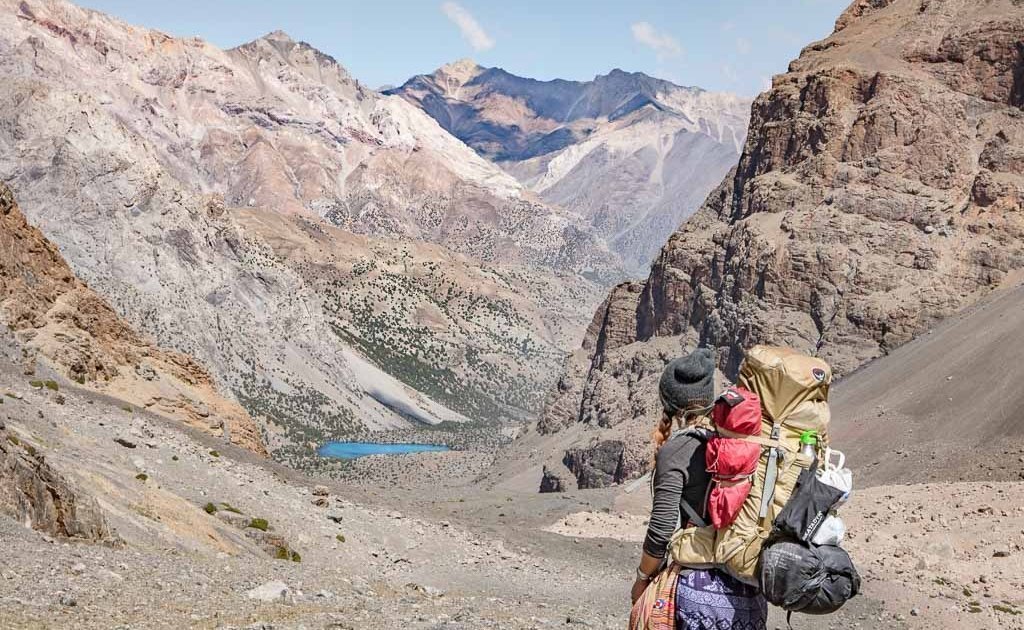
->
[{"left": 799, "top": 430, "right": 818, "bottom": 445}]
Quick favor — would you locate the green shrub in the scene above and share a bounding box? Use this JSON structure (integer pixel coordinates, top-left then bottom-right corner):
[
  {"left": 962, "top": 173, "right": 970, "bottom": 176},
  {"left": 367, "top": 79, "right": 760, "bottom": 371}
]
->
[
  {"left": 336, "top": 534, "right": 346, "bottom": 543},
  {"left": 6, "top": 434, "right": 19, "bottom": 446},
  {"left": 44, "top": 380, "right": 58, "bottom": 391},
  {"left": 274, "top": 546, "right": 289, "bottom": 560},
  {"left": 203, "top": 502, "right": 217, "bottom": 514},
  {"left": 290, "top": 551, "right": 301, "bottom": 563},
  {"left": 122, "top": 405, "right": 133, "bottom": 413},
  {"left": 135, "top": 473, "right": 148, "bottom": 482},
  {"left": 220, "top": 503, "right": 242, "bottom": 514},
  {"left": 248, "top": 518, "right": 269, "bottom": 531},
  {"left": 29, "top": 380, "right": 43, "bottom": 389},
  {"left": 171, "top": 455, "right": 179, "bottom": 461},
  {"left": 73, "top": 375, "right": 86, "bottom": 385},
  {"left": 209, "top": 450, "right": 220, "bottom": 458}
]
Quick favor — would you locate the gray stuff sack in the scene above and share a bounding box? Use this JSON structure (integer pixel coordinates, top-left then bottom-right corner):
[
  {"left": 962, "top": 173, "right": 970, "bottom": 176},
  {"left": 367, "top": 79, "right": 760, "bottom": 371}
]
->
[{"left": 758, "top": 539, "right": 861, "bottom": 615}]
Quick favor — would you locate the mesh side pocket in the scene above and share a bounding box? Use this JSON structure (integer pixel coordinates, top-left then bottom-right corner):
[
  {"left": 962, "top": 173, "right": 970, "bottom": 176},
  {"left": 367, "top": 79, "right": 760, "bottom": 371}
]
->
[{"left": 772, "top": 466, "right": 845, "bottom": 542}]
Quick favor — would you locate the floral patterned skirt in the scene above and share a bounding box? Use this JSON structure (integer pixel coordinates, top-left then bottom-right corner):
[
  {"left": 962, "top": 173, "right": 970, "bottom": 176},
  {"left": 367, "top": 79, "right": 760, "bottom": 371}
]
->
[{"left": 675, "top": 568, "right": 768, "bottom": 630}]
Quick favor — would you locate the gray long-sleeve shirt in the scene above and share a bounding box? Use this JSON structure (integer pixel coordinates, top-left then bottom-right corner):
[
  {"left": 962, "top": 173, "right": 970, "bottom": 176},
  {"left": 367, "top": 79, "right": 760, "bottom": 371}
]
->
[{"left": 642, "top": 432, "right": 712, "bottom": 558}]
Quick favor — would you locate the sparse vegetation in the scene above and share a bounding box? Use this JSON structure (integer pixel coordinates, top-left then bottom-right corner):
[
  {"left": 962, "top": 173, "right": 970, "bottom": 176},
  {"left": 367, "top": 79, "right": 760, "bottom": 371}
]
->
[
  {"left": 44, "top": 380, "right": 59, "bottom": 391},
  {"left": 248, "top": 518, "right": 269, "bottom": 531},
  {"left": 336, "top": 534, "right": 346, "bottom": 543},
  {"left": 209, "top": 450, "right": 220, "bottom": 458},
  {"left": 135, "top": 473, "right": 148, "bottom": 482},
  {"left": 203, "top": 502, "right": 217, "bottom": 514},
  {"left": 290, "top": 551, "right": 301, "bottom": 563}
]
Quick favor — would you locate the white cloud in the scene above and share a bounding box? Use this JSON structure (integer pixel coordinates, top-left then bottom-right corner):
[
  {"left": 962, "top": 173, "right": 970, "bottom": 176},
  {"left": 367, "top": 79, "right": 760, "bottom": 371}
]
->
[
  {"left": 735, "top": 37, "right": 751, "bottom": 55},
  {"left": 441, "top": 2, "right": 495, "bottom": 52},
  {"left": 721, "top": 64, "right": 739, "bottom": 83},
  {"left": 631, "top": 21, "right": 683, "bottom": 60}
]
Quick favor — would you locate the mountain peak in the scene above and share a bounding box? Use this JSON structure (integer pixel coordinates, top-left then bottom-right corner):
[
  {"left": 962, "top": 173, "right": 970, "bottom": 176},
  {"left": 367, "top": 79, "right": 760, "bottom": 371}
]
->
[
  {"left": 262, "top": 29, "right": 295, "bottom": 42},
  {"left": 440, "top": 58, "right": 480, "bottom": 73},
  {"left": 435, "top": 58, "right": 483, "bottom": 86}
]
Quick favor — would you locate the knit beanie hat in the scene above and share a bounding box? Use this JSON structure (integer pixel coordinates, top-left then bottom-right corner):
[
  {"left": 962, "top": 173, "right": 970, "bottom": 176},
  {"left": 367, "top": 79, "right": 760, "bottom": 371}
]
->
[{"left": 659, "top": 347, "right": 716, "bottom": 415}]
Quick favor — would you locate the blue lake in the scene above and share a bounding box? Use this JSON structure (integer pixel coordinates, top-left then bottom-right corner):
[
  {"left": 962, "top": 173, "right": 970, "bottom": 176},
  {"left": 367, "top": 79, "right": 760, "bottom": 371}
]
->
[{"left": 318, "top": 442, "right": 451, "bottom": 460}]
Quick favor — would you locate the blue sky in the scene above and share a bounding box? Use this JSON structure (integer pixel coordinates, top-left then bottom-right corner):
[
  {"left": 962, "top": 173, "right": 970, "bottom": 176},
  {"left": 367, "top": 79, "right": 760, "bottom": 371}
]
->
[{"left": 77, "top": 0, "right": 850, "bottom": 96}]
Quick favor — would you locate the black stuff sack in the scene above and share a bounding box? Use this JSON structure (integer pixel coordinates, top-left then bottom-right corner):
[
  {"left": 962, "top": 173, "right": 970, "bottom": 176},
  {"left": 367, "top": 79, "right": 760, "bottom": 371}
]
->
[
  {"left": 773, "top": 465, "right": 846, "bottom": 542},
  {"left": 758, "top": 539, "right": 861, "bottom": 615}
]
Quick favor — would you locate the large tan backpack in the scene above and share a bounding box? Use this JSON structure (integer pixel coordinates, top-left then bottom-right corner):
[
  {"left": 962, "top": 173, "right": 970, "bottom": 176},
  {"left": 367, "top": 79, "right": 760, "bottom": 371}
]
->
[{"left": 669, "top": 345, "right": 832, "bottom": 583}]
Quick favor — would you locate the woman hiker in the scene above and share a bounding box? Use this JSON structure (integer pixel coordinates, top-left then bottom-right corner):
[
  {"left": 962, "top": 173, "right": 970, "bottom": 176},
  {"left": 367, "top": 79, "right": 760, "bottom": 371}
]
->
[{"left": 630, "top": 347, "right": 768, "bottom": 630}]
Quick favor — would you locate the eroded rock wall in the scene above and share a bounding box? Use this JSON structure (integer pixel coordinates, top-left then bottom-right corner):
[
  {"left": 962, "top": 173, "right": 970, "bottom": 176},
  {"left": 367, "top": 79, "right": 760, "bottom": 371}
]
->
[{"left": 539, "top": 0, "right": 1024, "bottom": 489}]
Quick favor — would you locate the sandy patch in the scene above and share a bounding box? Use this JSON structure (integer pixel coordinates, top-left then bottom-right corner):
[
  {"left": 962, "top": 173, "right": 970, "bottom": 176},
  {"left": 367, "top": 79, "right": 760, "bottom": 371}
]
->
[{"left": 544, "top": 511, "right": 647, "bottom": 542}]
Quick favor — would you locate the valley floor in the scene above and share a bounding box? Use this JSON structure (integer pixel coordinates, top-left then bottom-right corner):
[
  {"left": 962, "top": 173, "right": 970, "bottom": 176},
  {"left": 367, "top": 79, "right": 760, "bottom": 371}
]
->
[{"left": 0, "top": 352, "right": 1021, "bottom": 629}]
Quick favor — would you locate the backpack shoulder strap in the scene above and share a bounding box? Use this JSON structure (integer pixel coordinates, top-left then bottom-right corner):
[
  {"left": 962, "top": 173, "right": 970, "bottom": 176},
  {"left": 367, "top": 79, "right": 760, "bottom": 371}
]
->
[
  {"left": 668, "top": 428, "right": 713, "bottom": 529},
  {"left": 680, "top": 495, "right": 708, "bottom": 529}
]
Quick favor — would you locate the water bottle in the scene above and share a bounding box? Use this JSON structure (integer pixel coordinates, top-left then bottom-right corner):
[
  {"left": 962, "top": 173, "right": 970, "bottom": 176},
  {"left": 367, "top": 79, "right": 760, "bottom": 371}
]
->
[{"left": 799, "top": 430, "right": 818, "bottom": 459}]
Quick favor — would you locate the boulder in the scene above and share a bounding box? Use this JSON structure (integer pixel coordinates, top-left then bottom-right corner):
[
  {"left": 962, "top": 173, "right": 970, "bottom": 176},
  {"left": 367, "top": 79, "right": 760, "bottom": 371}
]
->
[
  {"left": 246, "top": 580, "right": 292, "bottom": 603},
  {"left": 539, "top": 466, "right": 566, "bottom": 493}
]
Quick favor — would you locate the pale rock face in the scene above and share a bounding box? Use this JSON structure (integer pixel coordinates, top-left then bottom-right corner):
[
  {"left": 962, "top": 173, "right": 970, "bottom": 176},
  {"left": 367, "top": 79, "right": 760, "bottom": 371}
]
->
[
  {"left": 0, "top": 184, "right": 266, "bottom": 454},
  {"left": 0, "top": 424, "right": 112, "bottom": 541},
  {"left": 389, "top": 65, "right": 752, "bottom": 271},
  {"left": 536, "top": 0, "right": 1024, "bottom": 489},
  {"left": 0, "top": 0, "right": 611, "bottom": 460}
]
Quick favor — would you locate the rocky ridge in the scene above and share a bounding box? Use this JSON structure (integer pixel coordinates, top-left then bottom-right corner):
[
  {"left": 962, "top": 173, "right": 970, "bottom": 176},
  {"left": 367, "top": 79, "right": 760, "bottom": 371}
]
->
[
  {"left": 534, "top": 0, "right": 1024, "bottom": 489},
  {"left": 389, "top": 62, "right": 752, "bottom": 270}
]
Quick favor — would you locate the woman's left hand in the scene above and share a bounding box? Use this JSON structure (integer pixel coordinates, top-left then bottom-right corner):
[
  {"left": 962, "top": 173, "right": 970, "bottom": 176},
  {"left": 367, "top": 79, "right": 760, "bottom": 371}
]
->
[{"left": 630, "top": 577, "right": 649, "bottom": 604}]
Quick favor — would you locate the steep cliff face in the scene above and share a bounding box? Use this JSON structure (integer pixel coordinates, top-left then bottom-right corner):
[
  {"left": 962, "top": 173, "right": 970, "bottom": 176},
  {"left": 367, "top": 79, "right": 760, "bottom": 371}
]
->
[
  {"left": 0, "top": 184, "right": 266, "bottom": 454},
  {"left": 538, "top": 0, "right": 1024, "bottom": 489}
]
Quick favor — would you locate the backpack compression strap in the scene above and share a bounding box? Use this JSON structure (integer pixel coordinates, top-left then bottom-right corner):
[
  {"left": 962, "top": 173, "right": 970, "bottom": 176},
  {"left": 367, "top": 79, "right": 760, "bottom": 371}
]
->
[{"left": 758, "top": 424, "right": 783, "bottom": 525}]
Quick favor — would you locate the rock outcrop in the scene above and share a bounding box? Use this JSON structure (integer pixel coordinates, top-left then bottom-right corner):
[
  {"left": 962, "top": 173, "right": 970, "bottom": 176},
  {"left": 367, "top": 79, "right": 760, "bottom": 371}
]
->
[
  {"left": 0, "top": 184, "right": 266, "bottom": 453},
  {"left": 389, "top": 63, "right": 752, "bottom": 271},
  {"left": 538, "top": 0, "right": 1024, "bottom": 489},
  {"left": 0, "top": 424, "right": 111, "bottom": 540}
]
